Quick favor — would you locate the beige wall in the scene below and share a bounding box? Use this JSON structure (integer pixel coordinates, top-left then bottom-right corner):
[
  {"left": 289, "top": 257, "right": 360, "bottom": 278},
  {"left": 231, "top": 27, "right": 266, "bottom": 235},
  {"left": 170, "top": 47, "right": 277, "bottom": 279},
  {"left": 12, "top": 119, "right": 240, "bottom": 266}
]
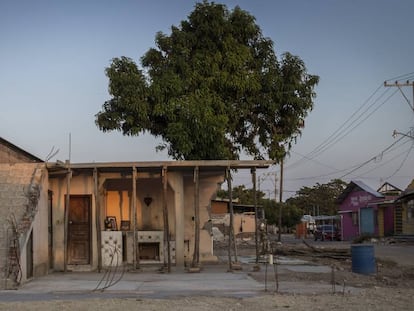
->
[
  {"left": 105, "top": 191, "right": 131, "bottom": 229},
  {"left": 234, "top": 213, "right": 256, "bottom": 235},
  {"left": 31, "top": 167, "right": 49, "bottom": 277},
  {"left": 49, "top": 168, "right": 225, "bottom": 270},
  {"left": 183, "top": 173, "right": 224, "bottom": 263}
]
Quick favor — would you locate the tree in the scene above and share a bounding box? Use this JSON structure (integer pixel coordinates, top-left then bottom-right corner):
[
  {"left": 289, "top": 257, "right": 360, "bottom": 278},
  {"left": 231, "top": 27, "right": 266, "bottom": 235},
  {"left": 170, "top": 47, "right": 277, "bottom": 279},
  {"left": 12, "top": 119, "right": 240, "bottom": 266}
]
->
[
  {"left": 286, "top": 179, "right": 347, "bottom": 215},
  {"left": 95, "top": 1, "right": 319, "bottom": 161},
  {"left": 217, "top": 185, "right": 266, "bottom": 205},
  {"left": 217, "top": 186, "right": 301, "bottom": 228}
]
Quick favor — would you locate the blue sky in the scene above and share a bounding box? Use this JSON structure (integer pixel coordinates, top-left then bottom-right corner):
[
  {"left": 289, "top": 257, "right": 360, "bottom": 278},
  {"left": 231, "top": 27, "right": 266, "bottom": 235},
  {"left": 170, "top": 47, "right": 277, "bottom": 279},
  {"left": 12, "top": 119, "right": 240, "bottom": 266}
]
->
[{"left": 1, "top": 0, "right": 413, "bottom": 199}]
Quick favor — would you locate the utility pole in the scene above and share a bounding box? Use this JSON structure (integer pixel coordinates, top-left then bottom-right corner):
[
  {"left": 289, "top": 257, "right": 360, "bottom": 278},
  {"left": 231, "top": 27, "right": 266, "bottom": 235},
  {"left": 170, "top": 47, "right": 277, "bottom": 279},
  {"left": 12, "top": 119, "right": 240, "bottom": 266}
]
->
[
  {"left": 277, "top": 158, "right": 284, "bottom": 242},
  {"left": 384, "top": 80, "right": 414, "bottom": 110},
  {"left": 384, "top": 80, "right": 414, "bottom": 139},
  {"left": 384, "top": 80, "right": 414, "bottom": 112}
]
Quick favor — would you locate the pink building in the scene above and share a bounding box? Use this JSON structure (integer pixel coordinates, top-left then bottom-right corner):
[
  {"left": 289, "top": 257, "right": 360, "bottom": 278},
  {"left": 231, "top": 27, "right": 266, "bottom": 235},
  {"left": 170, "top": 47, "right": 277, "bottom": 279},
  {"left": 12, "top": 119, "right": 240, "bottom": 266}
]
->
[{"left": 337, "top": 181, "right": 384, "bottom": 241}]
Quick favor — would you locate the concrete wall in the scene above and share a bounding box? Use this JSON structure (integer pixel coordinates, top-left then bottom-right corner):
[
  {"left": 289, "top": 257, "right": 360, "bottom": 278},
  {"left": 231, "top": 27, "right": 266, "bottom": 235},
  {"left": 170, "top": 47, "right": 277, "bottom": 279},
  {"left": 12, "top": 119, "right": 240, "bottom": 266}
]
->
[
  {"left": 29, "top": 166, "right": 49, "bottom": 278},
  {"left": 183, "top": 172, "right": 224, "bottom": 263},
  {"left": 49, "top": 169, "right": 224, "bottom": 270},
  {"left": 234, "top": 213, "right": 256, "bottom": 235}
]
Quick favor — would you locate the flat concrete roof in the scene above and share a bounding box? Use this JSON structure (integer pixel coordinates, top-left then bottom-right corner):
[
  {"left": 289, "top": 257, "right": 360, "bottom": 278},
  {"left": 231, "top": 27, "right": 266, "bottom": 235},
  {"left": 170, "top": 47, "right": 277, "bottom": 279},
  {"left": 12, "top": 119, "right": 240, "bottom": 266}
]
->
[{"left": 47, "top": 160, "right": 275, "bottom": 174}]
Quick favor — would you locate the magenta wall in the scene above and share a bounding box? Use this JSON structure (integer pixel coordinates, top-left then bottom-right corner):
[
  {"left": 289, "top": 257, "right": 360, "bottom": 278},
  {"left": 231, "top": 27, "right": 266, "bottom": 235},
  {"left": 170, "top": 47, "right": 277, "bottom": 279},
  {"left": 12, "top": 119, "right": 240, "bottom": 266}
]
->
[
  {"left": 383, "top": 205, "right": 395, "bottom": 236},
  {"left": 339, "top": 190, "right": 374, "bottom": 241}
]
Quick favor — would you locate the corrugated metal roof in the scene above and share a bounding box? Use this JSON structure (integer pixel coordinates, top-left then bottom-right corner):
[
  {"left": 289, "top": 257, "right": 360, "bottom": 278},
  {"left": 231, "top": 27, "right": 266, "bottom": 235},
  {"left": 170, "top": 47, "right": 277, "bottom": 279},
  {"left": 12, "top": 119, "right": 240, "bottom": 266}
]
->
[
  {"left": 336, "top": 180, "right": 384, "bottom": 204},
  {"left": 396, "top": 189, "right": 414, "bottom": 202},
  {"left": 352, "top": 180, "right": 384, "bottom": 197}
]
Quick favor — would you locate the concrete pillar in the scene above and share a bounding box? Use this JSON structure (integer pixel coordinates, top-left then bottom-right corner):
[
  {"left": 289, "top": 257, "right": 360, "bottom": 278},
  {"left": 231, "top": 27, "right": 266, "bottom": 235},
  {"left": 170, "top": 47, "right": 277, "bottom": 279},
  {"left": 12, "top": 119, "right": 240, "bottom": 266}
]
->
[{"left": 168, "top": 172, "right": 185, "bottom": 266}]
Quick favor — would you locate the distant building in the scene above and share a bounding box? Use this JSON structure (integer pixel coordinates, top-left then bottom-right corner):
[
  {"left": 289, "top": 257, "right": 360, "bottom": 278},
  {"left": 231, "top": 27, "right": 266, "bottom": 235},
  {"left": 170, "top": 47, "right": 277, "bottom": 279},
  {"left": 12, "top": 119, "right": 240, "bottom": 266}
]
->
[
  {"left": 395, "top": 180, "right": 414, "bottom": 235},
  {"left": 337, "top": 180, "right": 402, "bottom": 241},
  {"left": 337, "top": 180, "right": 384, "bottom": 240},
  {"left": 211, "top": 199, "right": 264, "bottom": 239}
]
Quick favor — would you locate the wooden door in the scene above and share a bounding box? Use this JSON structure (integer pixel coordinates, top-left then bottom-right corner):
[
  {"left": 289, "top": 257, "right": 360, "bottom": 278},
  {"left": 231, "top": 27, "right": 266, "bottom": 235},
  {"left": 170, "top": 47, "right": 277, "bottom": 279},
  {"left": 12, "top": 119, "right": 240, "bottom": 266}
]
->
[
  {"left": 67, "top": 195, "right": 91, "bottom": 265},
  {"left": 377, "top": 208, "right": 384, "bottom": 237}
]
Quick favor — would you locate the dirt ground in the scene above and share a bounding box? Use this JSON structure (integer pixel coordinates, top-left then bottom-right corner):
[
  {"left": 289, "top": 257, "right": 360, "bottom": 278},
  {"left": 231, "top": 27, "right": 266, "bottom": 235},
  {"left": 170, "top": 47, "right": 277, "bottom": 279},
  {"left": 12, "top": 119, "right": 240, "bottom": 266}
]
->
[{"left": 1, "top": 239, "right": 414, "bottom": 310}]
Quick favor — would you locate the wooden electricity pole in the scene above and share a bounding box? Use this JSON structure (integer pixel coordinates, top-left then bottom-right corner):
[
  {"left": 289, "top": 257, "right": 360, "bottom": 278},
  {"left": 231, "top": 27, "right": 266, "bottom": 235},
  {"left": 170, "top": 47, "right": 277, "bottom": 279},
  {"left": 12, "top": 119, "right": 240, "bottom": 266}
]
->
[
  {"left": 277, "top": 158, "right": 283, "bottom": 242},
  {"left": 384, "top": 80, "right": 414, "bottom": 112},
  {"left": 384, "top": 80, "right": 414, "bottom": 138}
]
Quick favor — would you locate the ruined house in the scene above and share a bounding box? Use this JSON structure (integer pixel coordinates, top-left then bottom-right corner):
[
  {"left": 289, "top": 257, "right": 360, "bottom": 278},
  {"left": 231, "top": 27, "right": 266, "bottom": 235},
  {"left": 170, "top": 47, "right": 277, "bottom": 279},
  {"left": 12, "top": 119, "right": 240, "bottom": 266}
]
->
[{"left": 0, "top": 136, "right": 271, "bottom": 288}]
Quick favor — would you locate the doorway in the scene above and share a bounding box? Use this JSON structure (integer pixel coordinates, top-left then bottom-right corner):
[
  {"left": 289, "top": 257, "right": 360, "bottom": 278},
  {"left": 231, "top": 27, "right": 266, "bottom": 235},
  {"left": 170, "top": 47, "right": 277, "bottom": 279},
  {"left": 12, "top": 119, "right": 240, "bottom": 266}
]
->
[
  {"left": 67, "top": 195, "right": 91, "bottom": 265},
  {"left": 48, "top": 190, "right": 53, "bottom": 269},
  {"left": 26, "top": 231, "right": 33, "bottom": 279}
]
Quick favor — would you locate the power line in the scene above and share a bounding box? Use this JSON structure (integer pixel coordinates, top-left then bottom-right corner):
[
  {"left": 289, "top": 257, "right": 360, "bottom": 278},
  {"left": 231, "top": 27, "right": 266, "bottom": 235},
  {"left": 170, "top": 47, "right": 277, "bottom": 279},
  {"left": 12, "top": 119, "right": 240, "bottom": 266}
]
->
[
  {"left": 384, "top": 141, "right": 414, "bottom": 180},
  {"left": 283, "top": 132, "right": 411, "bottom": 182},
  {"left": 384, "top": 72, "right": 414, "bottom": 82},
  {"left": 289, "top": 149, "right": 341, "bottom": 172},
  {"left": 315, "top": 89, "right": 397, "bottom": 155},
  {"left": 235, "top": 73, "right": 414, "bottom": 191},
  {"left": 354, "top": 139, "right": 413, "bottom": 177},
  {"left": 285, "top": 84, "right": 394, "bottom": 171},
  {"left": 338, "top": 133, "right": 408, "bottom": 179},
  {"left": 306, "top": 85, "right": 384, "bottom": 158},
  {"left": 286, "top": 72, "right": 414, "bottom": 173}
]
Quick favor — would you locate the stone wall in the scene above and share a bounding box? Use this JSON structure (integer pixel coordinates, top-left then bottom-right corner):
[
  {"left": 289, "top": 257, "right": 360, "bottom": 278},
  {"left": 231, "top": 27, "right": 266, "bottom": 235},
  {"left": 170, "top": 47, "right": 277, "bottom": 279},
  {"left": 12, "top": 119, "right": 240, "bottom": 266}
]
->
[
  {"left": 0, "top": 141, "right": 39, "bottom": 164},
  {"left": 0, "top": 163, "right": 43, "bottom": 289}
]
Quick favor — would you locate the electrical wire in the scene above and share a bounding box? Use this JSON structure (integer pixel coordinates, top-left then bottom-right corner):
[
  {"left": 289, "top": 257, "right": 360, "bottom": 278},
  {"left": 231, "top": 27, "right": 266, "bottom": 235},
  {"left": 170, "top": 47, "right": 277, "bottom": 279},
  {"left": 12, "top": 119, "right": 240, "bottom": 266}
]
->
[
  {"left": 312, "top": 89, "right": 398, "bottom": 158},
  {"left": 338, "top": 133, "right": 408, "bottom": 179},
  {"left": 384, "top": 72, "right": 414, "bottom": 82},
  {"left": 306, "top": 85, "right": 385, "bottom": 158},
  {"left": 354, "top": 139, "right": 413, "bottom": 177},
  {"left": 278, "top": 132, "right": 411, "bottom": 183},
  {"left": 285, "top": 72, "right": 414, "bottom": 172},
  {"left": 384, "top": 141, "right": 414, "bottom": 180},
  {"left": 234, "top": 72, "right": 414, "bottom": 193},
  {"left": 285, "top": 85, "right": 392, "bottom": 171}
]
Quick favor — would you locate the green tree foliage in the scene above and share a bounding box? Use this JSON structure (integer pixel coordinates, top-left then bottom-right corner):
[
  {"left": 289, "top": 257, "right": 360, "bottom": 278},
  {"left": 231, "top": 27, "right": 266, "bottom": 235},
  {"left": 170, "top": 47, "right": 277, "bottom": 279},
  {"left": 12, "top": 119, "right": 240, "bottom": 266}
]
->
[
  {"left": 217, "top": 185, "right": 265, "bottom": 205},
  {"left": 286, "top": 179, "right": 347, "bottom": 216},
  {"left": 96, "top": 1, "right": 319, "bottom": 161},
  {"left": 217, "top": 185, "right": 301, "bottom": 228}
]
